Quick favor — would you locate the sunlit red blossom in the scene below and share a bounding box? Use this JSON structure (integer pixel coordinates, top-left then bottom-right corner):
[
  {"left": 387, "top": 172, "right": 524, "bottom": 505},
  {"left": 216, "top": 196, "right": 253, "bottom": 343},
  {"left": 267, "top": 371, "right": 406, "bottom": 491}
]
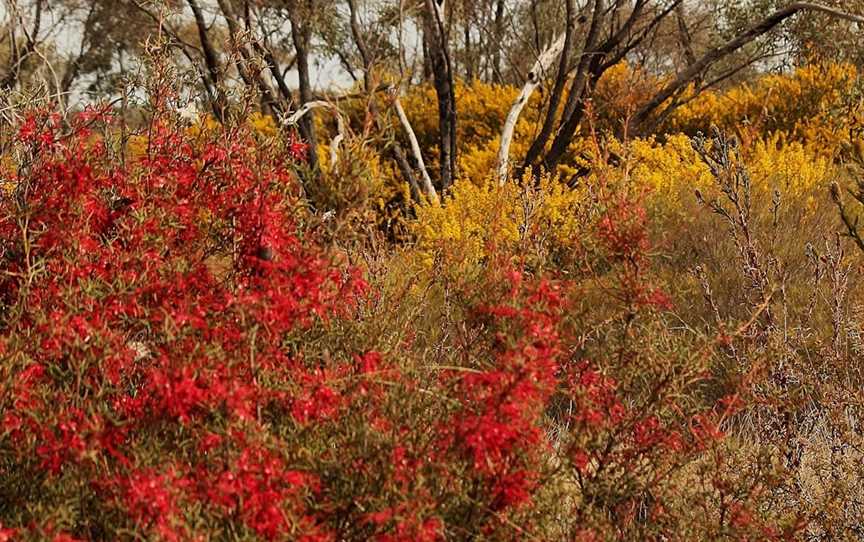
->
[
  {"left": 36, "top": 409, "right": 89, "bottom": 475},
  {"left": 663, "top": 430, "right": 685, "bottom": 453},
  {"left": 0, "top": 109, "right": 365, "bottom": 538},
  {"left": 117, "top": 468, "right": 190, "bottom": 542},
  {"left": 0, "top": 105, "right": 758, "bottom": 540},
  {"left": 580, "top": 408, "right": 606, "bottom": 428},
  {"left": 573, "top": 528, "right": 599, "bottom": 542},
  {"left": 198, "top": 432, "right": 223, "bottom": 454},
  {"left": 492, "top": 469, "right": 537, "bottom": 509},
  {"left": 356, "top": 351, "right": 383, "bottom": 374},
  {"left": 572, "top": 449, "right": 591, "bottom": 473},
  {"left": 16, "top": 112, "right": 60, "bottom": 148},
  {"left": 291, "top": 382, "right": 342, "bottom": 425},
  {"left": 374, "top": 515, "right": 443, "bottom": 542},
  {"left": 17, "top": 115, "right": 38, "bottom": 141},
  {"left": 633, "top": 415, "right": 663, "bottom": 449},
  {"left": 288, "top": 135, "right": 309, "bottom": 161},
  {"left": 597, "top": 199, "right": 650, "bottom": 258},
  {"left": 608, "top": 401, "right": 627, "bottom": 424},
  {"left": 729, "top": 502, "right": 754, "bottom": 529},
  {"left": 200, "top": 447, "right": 319, "bottom": 539},
  {"left": 365, "top": 508, "right": 395, "bottom": 526},
  {"left": 0, "top": 525, "right": 15, "bottom": 542},
  {"left": 390, "top": 445, "right": 419, "bottom": 488},
  {"left": 432, "top": 272, "right": 568, "bottom": 523},
  {"left": 638, "top": 285, "right": 674, "bottom": 311},
  {"left": 690, "top": 413, "right": 725, "bottom": 447}
]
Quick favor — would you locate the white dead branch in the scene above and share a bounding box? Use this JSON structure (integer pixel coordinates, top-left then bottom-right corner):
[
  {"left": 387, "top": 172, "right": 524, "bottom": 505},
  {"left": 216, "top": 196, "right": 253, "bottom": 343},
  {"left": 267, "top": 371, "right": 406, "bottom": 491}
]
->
[
  {"left": 392, "top": 90, "right": 439, "bottom": 203},
  {"left": 286, "top": 100, "right": 346, "bottom": 168},
  {"left": 496, "top": 32, "right": 567, "bottom": 185}
]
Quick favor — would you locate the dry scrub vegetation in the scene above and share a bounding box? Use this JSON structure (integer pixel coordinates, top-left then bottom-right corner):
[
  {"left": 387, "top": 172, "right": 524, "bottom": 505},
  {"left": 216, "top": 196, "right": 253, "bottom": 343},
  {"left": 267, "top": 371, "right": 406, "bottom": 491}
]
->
[{"left": 3, "top": 1, "right": 864, "bottom": 540}]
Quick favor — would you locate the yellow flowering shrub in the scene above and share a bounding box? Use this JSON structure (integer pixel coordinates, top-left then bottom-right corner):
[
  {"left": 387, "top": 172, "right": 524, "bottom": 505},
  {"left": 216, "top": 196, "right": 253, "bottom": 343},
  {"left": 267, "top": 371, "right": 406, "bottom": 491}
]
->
[
  {"left": 311, "top": 139, "right": 407, "bottom": 218},
  {"left": 747, "top": 134, "right": 834, "bottom": 207},
  {"left": 457, "top": 127, "right": 542, "bottom": 184},
  {"left": 622, "top": 132, "right": 835, "bottom": 216},
  {"left": 627, "top": 134, "right": 713, "bottom": 211},
  {"left": 669, "top": 63, "right": 863, "bottom": 156},
  {"left": 126, "top": 134, "right": 149, "bottom": 161},
  {"left": 411, "top": 173, "right": 588, "bottom": 269},
  {"left": 248, "top": 111, "right": 279, "bottom": 138},
  {"left": 402, "top": 80, "right": 543, "bottom": 183},
  {"left": 0, "top": 154, "right": 16, "bottom": 193},
  {"left": 402, "top": 80, "right": 532, "bottom": 151},
  {"left": 255, "top": 112, "right": 412, "bottom": 233},
  {"left": 396, "top": 80, "right": 535, "bottom": 185},
  {"left": 446, "top": 65, "right": 660, "bottom": 182}
]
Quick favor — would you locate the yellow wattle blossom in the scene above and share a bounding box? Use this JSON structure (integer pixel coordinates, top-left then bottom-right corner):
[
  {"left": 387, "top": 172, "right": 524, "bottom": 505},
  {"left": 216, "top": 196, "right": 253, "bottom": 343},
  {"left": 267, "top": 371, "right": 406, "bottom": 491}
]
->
[
  {"left": 669, "top": 63, "right": 863, "bottom": 157},
  {"left": 747, "top": 134, "right": 833, "bottom": 207},
  {"left": 402, "top": 80, "right": 529, "bottom": 150},
  {"left": 126, "top": 134, "right": 149, "bottom": 162},
  {"left": 248, "top": 111, "right": 279, "bottom": 139},
  {"left": 628, "top": 134, "right": 713, "bottom": 207},
  {"left": 402, "top": 80, "right": 542, "bottom": 183},
  {"left": 623, "top": 131, "right": 835, "bottom": 213},
  {"left": 412, "top": 172, "right": 588, "bottom": 269}
]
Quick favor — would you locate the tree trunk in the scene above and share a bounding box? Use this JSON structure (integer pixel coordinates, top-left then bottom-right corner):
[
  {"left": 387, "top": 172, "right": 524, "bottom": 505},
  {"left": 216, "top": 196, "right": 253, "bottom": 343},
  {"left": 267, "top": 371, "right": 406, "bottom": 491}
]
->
[
  {"left": 346, "top": 0, "right": 437, "bottom": 203},
  {"left": 518, "top": 0, "right": 578, "bottom": 178},
  {"left": 534, "top": 0, "right": 607, "bottom": 172},
  {"left": 187, "top": 0, "right": 229, "bottom": 120},
  {"left": 497, "top": 32, "right": 568, "bottom": 185},
  {"left": 0, "top": 0, "right": 44, "bottom": 90},
  {"left": 423, "top": 0, "right": 457, "bottom": 190},
  {"left": 491, "top": 0, "right": 506, "bottom": 83},
  {"left": 288, "top": 1, "right": 319, "bottom": 172}
]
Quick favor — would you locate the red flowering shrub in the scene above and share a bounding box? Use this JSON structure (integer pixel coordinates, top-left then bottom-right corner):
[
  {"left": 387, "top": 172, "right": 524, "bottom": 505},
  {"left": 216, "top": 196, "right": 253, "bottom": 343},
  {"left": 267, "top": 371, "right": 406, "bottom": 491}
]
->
[
  {"left": 0, "top": 108, "right": 362, "bottom": 539},
  {"left": 0, "top": 106, "right": 799, "bottom": 540}
]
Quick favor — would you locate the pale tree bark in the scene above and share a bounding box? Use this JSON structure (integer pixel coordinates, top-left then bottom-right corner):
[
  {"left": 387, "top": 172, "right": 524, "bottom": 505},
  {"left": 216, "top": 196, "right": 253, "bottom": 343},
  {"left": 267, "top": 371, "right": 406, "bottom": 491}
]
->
[
  {"left": 393, "top": 91, "right": 438, "bottom": 202},
  {"left": 496, "top": 32, "right": 568, "bottom": 185},
  {"left": 539, "top": 0, "right": 658, "bottom": 171},
  {"left": 517, "top": 0, "right": 579, "bottom": 180},
  {"left": 507, "top": 0, "right": 864, "bottom": 176},
  {"left": 286, "top": 100, "right": 345, "bottom": 168}
]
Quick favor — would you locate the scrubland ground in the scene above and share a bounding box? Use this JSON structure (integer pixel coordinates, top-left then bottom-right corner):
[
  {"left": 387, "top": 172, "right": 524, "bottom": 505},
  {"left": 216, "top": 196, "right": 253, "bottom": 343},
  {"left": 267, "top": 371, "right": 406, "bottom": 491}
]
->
[{"left": 3, "top": 55, "right": 864, "bottom": 540}]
